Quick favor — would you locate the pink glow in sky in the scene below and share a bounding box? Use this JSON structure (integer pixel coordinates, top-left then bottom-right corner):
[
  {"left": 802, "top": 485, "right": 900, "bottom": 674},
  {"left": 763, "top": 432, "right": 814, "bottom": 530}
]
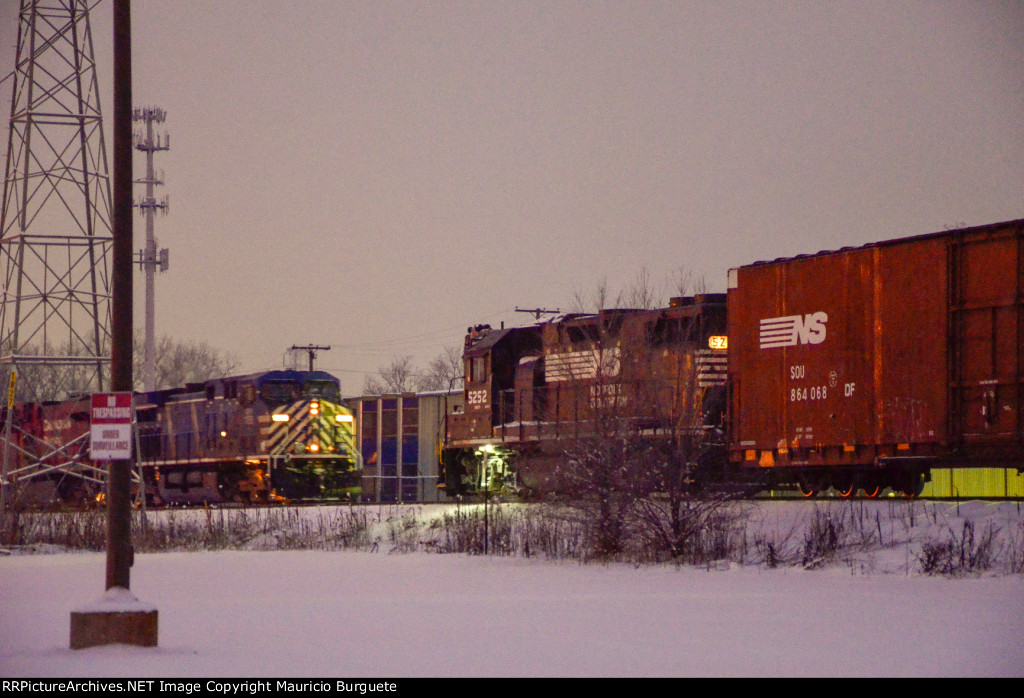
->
[{"left": 2, "top": 1, "right": 1021, "bottom": 391}]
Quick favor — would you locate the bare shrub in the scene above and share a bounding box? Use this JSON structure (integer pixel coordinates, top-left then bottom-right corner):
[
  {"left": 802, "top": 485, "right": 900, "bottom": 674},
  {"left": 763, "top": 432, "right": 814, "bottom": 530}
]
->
[
  {"left": 5, "top": 500, "right": 1022, "bottom": 578},
  {"left": 4, "top": 508, "right": 107, "bottom": 550},
  {"left": 511, "top": 506, "right": 588, "bottom": 560},
  {"left": 801, "top": 506, "right": 845, "bottom": 568},
  {"left": 918, "top": 520, "right": 999, "bottom": 576},
  {"left": 424, "top": 503, "right": 514, "bottom": 555},
  {"left": 633, "top": 495, "right": 745, "bottom": 564},
  {"left": 1003, "top": 521, "right": 1024, "bottom": 575},
  {"left": 386, "top": 509, "right": 424, "bottom": 553},
  {"left": 422, "top": 504, "right": 589, "bottom": 560}
]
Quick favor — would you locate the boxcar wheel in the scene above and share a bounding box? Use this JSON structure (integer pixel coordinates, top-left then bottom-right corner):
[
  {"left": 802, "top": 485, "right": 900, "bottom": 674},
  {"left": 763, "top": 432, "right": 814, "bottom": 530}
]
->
[
  {"left": 833, "top": 476, "right": 855, "bottom": 498},
  {"left": 899, "top": 473, "right": 925, "bottom": 498},
  {"left": 796, "top": 479, "right": 819, "bottom": 498}
]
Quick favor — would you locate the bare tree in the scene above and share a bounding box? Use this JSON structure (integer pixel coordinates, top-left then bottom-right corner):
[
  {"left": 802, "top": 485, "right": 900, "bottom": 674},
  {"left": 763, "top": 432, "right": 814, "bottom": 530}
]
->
[
  {"left": 2, "top": 339, "right": 107, "bottom": 402},
  {"left": 549, "top": 277, "right": 731, "bottom": 560},
  {"left": 571, "top": 267, "right": 708, "bottom": 314},
  {"left": 362, "top": 355, "right": 418, "bottom": 395},
  {"left": 136, "top": 334, "right": 239, "bottom": 391},
  {"left": 570, "top": 275, "right": 613, "bottom": 313},
  {"left": 0, "top": 335, "right": 240, "bottom": 401},
  {"left": 629, "top": 338, "right": 735, "bottom": 562},
  {"left": 619, "top": 267, "right": 659, "bottom": 309},
  {"left": 549, "top": 308, "right": 660, "bottom": 557},
  {"left": 418, "top": 345, "right": 464, "bottom": 391},
  {"left": 363, "top": 346, "right": 465, "bottom": 395},
  {"left": 668, "top": 267, "right": 707, "bottom": 299}
]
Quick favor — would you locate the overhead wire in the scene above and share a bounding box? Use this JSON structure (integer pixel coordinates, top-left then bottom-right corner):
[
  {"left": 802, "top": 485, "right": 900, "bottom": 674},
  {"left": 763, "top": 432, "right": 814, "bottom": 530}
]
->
[{"left": 330, "top": 308, "right": 516, "bottom": 353}]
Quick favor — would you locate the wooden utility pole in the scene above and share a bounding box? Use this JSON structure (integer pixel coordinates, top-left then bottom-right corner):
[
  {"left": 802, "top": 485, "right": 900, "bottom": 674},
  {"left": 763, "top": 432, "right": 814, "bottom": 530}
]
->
[
  {"left": 71, "top": 0, "right": 158, "bottom": 650},
  {"left": 108, "top": 0, "right": 134, "bottom": 593},
  {"left": 291, "top": 345, "right": 331, "bottom": 372}
]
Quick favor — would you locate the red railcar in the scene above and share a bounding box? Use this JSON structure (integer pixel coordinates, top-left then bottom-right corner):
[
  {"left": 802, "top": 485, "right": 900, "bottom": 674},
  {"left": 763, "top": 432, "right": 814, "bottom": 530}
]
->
[
  {"left": 727, "top": 218, "right": 1023, "bottom": 495},
  {"left": 0, "top": 398, "right": 98, "bottom": 505}
]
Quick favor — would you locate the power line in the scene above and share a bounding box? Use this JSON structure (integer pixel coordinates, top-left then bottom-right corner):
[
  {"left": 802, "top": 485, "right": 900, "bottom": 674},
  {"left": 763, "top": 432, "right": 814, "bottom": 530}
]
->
[{"left": 331, "top": 308, "right": 515, "bottom": 351}]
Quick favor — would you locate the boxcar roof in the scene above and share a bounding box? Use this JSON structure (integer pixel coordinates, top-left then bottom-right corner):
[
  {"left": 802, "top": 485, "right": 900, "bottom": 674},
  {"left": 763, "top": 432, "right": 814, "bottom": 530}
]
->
[{"left": 738, "top": 217, "right": 1023, "bottom": 270}]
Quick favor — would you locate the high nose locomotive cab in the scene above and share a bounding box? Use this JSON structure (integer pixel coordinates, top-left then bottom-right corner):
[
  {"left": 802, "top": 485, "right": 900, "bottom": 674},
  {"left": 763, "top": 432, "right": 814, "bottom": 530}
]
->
[{"left": 441, "top": 323, "right": 543, "bottom": 494}]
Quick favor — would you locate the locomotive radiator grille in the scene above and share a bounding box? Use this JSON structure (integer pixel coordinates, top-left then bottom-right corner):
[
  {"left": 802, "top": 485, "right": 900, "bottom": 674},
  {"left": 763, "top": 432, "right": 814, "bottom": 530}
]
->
[{"left": 696, "top": 350, "right": 728, "bottom": 387}]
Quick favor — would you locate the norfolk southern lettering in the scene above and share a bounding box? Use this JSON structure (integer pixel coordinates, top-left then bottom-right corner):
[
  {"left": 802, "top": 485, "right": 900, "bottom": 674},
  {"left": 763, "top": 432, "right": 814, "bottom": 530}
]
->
[{"left": 759, "top": 311, "right": 828, "bottom": 349}]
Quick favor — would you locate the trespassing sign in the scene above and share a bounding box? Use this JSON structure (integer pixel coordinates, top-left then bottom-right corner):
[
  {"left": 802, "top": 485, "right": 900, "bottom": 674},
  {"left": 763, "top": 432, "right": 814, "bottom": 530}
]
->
[{"left": 90, "top": 393, "right": 133, "bottom": 460}]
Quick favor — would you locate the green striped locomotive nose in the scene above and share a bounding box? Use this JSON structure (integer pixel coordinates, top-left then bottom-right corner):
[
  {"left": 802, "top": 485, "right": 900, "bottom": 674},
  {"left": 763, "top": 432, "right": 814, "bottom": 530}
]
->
[{"left": 266, "top": 399, "right": 357, "bottom": 456}]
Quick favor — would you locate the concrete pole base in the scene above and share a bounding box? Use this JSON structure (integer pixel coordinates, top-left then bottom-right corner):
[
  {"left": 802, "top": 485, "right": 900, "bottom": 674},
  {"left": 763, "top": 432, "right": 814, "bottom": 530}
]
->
[{"left": 70, "top": 587, "right": 158, "bottom": 650}]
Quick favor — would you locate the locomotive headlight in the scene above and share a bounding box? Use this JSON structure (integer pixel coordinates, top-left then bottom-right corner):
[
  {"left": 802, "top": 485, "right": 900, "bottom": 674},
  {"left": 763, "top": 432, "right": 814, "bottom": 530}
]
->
[
  {"left": 309, "top": 401, "right": 320, "bottom": 416},
  {"left": 272, "top": 413, "right": 289, "bottom": 422}
]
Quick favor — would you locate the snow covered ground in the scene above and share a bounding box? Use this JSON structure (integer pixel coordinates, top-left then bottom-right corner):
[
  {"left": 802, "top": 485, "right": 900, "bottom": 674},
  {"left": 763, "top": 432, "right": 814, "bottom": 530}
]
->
[{"left": 1, "top": 500, "right": 1022, "bottom": 678}]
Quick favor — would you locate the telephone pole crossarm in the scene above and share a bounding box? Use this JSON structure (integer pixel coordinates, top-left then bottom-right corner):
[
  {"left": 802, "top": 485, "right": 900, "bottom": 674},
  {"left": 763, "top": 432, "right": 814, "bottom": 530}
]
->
[
  {"left": 515, "top": 307, "right": 561, "bottom": 321},
  {"left": 290, "top": 345, "right": 331, "bottom": 372}
]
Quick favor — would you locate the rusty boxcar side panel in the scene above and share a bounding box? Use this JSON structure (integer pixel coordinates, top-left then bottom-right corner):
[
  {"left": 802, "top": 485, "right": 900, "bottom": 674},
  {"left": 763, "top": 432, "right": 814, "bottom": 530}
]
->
[
  {"left": 948, "top": 222, "right": 1024, "bottom": 460},
  {"left": 728, "top": 219, "right": 1023, "bottom": 474}
]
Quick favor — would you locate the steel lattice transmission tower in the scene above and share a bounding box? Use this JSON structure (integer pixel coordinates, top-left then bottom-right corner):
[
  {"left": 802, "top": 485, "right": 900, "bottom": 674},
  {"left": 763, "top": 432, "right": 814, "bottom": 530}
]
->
[{"left": 0, "top": 0, "right": 113, "bottom": 403}]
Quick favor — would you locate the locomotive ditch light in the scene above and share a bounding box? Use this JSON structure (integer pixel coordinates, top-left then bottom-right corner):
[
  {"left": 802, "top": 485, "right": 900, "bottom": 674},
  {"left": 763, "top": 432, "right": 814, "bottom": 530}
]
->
[
  {"left": 272, "top": 413, "right": 289, "bottom": 422},
  {"left": 309, "top": 443, "right": 320, "bottom": 453},
  {"left": 220, "top": 431, "right": 227, "bottom": 438}
]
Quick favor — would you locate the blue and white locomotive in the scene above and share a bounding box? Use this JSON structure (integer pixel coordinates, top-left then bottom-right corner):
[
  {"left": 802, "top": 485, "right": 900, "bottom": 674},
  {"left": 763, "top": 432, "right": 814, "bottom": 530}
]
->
[{"left": 136, "top": 370, "right": 360, "bottom": 504}]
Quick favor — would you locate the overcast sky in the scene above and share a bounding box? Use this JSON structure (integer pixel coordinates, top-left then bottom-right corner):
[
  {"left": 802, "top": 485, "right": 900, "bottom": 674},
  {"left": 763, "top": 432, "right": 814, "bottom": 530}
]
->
[{"left": 2, "top": 1, "right": 1022, "bottom": 393}]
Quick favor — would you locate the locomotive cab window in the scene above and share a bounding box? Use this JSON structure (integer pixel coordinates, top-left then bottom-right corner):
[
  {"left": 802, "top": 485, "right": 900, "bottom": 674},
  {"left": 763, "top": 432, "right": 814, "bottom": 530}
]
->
[
  {"left": 468, "top": 356, "right": 487, "bottom": 383},
  {"left": 647, "top": 316, "right": 689, "bottom": 346},
  {"left": 566, "top": 325, "right": 600, "bottom": 345},
  {"left": 304, "top": 380, "right": 340, "bottom": 403},
  {"left": 601, "top": 314, "right": 624, "bottom": 337},
  {"left": 260, "top": 380, "right": 300, "bottom": 403}
]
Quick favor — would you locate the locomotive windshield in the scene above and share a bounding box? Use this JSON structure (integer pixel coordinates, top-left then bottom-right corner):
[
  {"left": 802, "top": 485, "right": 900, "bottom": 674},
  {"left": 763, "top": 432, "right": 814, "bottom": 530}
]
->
[
  {"left": 304, "top": 380, "right": 341, "bottom": 403},
  {"left": 260, "top": 380, "right": 301, "bottom": 403}
]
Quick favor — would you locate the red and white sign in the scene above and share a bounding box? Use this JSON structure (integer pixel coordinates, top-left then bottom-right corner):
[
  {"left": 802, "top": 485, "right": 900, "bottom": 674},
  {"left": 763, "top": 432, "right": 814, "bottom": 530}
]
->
[{"left": 90, "top": 392, "right": 133, "bottom": 460}]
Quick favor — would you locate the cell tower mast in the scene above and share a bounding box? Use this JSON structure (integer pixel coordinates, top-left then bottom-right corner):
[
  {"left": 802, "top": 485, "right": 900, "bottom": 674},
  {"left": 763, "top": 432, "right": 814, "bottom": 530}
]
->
[
  {"left": 133, "top": 107, "right": 169, "bottom": 392},
  {"left": 0, "top": 0, "right": 113, "bottom": 401}
]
